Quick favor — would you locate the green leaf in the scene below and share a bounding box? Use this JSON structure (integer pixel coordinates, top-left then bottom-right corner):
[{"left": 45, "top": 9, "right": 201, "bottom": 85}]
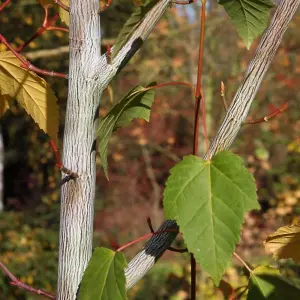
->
[
  {"left": 97, "top": 83, "right": 156, "bottom": 179},
  {"left": 163, "top": 151, "right": 259, "bottom": 284},
  {"left": 112, "top": 0, "right": 157, "bottom": 58},
  {"left": 247, "top": 266, "right": 300, "bottom": 300},
  {"left": 78, "top": 247, "right": 128, "bottom": 300},
  {"left": 218, "top": 0, "right": 274, "bottom": 49}
]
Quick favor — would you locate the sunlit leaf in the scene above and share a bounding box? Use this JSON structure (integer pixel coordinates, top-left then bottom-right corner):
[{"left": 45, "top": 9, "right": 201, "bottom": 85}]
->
[
  {"left": 112, "top": 0, "right": 157, "bottom": 58},
  {"left": 218, "top": 0, "right": 274, "bottom": 49},
  {"left": 0, "top": 51, "right": 59, "bottom": 144},
  {"left": 78, "top": 247, "right": 127, "bottom": 300},
  {"left": 264, "top": 223, "right": 300, "bottom": 263},
  {"left": 56, "top": 0, "right": 69, "bottom": 26},
  {"left": 247, "top": 266, "right": 300, "bottom": 299},
  {"left": 163, "top": 151, "right": 259, "bottom": 284},
  {"left": 97, "top": 83, "right": 156, "bottom": 179}
]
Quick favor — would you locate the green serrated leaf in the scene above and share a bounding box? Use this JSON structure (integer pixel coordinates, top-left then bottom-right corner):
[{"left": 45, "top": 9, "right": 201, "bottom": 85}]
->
[
  {"left": 218, "top": 0, "right": 274, "bottom": 49},
  {"left": 163, "top": 151, "right": 259, "bottom": 284},
  {"left": 97, "top": 83, "right": 156, "bottom": 179},
  {"left": 112, "top": 0, "right": 157, "bottom": 59},
  {"left": 247, "top": 266, "right": 300, "bottom": 300},
  {"left": 78, "top": 247, "right": 128, "bottom": 300}
]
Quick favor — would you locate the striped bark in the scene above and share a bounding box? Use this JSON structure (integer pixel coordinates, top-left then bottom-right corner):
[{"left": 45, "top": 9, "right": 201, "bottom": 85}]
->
[{"left": 124, "top": 0, "right": 300, "bottom": 289}]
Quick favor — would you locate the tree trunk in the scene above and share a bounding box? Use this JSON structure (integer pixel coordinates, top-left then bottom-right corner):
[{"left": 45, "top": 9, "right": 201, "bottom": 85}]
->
[{"left": 56, "top": 1, "right": 101, "bottom": 299}]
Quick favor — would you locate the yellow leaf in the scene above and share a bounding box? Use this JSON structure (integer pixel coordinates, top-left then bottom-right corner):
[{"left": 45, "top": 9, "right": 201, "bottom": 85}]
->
[
  {"left": 0, "top": 51, "right": 59, "bottom": 144},
  {"left": 264, "top": 223, "right": 300, "bottom": 263},
  {"left": 0, "top": 94, "right": 11, "bottom": 117},
  {"left": 57, "top": 0, "right": 69, "bottom": 26}
]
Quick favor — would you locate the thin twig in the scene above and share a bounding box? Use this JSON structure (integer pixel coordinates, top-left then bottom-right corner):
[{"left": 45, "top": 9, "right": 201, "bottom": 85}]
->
[
  {"left": 0, "top": 261, "right": 55, "bottom": 299},
  {"left": 220, "top": 81, "right": 228, "bottom": 111},
  {"left": 54, "top": 0, "right": 69, "bottom": 11},
  {"left": 245, "top": 102, "right": 288, "bottom": 125},
  {"left": 0, "top": 0, "right": 10, "bottom": 12},
  {"left": 233, "top": 252, "right": 253, "bottom": 274},
  {"left": 17, "top": 7, "right": 60, "bottom": 52},
  {"left": 147, "top": 217, "right": 187, "bottom": 253},
  {"left": 47, "top": 26, "right": 69, "bottom": 32},
  {"left": 100, "top": 0, "right": 112, "bottom": 12},
  {"left": 49, "top": 140, "right": 79, "bottom": 184},
  {"left": 117, "top": 229, "right": 179, "bottom": 252},
  {"left": 0, "top": 34, "right": 67, "bottom": 78}
]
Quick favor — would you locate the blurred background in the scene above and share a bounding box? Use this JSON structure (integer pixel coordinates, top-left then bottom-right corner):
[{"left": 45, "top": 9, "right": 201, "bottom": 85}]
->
[{"left": 0, "top": 0, "right": 299, "bottom": 299}]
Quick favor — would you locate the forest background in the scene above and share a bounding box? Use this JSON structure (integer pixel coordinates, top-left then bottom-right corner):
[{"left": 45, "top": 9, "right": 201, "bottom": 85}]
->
[{"left": 0, "top": 0, "right": 299, "bottom": 299}]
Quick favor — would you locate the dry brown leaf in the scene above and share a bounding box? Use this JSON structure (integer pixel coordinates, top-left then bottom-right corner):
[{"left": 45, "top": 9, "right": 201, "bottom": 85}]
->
[
  {"left": 264, "top": 223, "right": 300, "bottom": 263},
  {"left": 0, "top": 51, "right": 59, "bottom": 144}
]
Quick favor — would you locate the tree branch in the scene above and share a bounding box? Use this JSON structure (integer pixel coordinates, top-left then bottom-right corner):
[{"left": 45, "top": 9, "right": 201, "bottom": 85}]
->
[
  {"left": 92, "top": 0, "right": 172, "bottom": 88},
  {"left": 124, "top": 0, "right": 300, "bottom": 289}
]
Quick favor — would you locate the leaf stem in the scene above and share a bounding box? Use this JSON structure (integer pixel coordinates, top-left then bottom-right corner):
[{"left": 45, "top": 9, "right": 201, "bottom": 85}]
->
[
  {"left": 0, "top": 261, "right": 55, "bottom": 299},
  {"left": 233, "top": 252, "right": 253, "bottom": 274},
  {"left": 245, "top": 102, "right": 288, "bottom": 125},
  {"left": 0, "top": 34, "right": 67, "bottom": 78},
  {"left": 0, "top": 0, "right": 10, "bottom": 12},
  {"left": 117, "top": 229, "right": 178, "bottom": 252}
]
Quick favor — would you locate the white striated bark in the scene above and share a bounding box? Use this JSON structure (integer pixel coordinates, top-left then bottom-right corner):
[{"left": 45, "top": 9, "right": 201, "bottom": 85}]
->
[
  {"left": 57, "top": 1, "right": 172, "bottom": 299},
  {"left": 57, "top": 1, "right": 101, "bottom": 299},
  {"left": 58, "top": 0, "right": 300, "bottom": 298},
  {"left": 124, "top": 0, "right": 300, "bottom": 289}
]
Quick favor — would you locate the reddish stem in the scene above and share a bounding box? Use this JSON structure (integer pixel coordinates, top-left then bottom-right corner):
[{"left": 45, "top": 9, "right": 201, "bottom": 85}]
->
[
  {"left": 54, "top": 0, "right": 69, "bottom": 11},
  {"left": 193, "top": 0, "right": 208, "bottom": 156},
  {"left": 190, "top": 2, "right": 207, "bottom": 299},
  {"left": 246, "top": 102, "right": 288, "bottom": 125},
  {"left": 47, "top": 26, "right": 69, "bottom": 32},
  {"left": 100, "top": 0, "right": 112, "bottom": 12},
  {"left": 117, "top": 229, "right": 178, "bottom": 252},
  {"left": 0, "top": 261, "right": 55, "bottom": 299},
  {"left": 0, "top": 0, "right": 10, "bottom": 12},
  {"left": 0, "top": 34, "right": 67, "bottom": 78},
  {"left": 146, "top": 217, "right": 187, "bottom": 253},
  {"left": 17, "top": 8, "right": 60, "bottom": 52},
  {"left": 50, "top": 139, "right": 63, "bottom": 168}
]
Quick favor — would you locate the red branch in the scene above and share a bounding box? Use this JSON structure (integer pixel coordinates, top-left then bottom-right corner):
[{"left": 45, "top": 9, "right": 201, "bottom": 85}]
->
[
  {"left": 47, "top": 26, "right": 69, "bottom": 32},
  {"left": 193, "top": 0, "right": 208, "bottom": 157},
  {"left": 246, "top": 102, "right": 288, "bottom": 125},
  {"left": 16, "top": 5, "right": 68, "bottom": 53},
  {"left": 146, "top": 217, "right": 187, "bottom": 253},
  {"left": 117, "top": 229, "right": 179, "bottom": 252},
  {"left": 0, "top": 261, "right": 55, "bottom": 299},
  {"left": 0, "top": 34, "right": 67, "bottom": 78},
  {"left": 0, "top": 0, "right": 10, "bottom": 12},
  {"left": 49, "top": 140, "right": 79, "bottom": 183},
  {"left": 50, "top": 139, "right": 63, "bottom": 168},
  {"left": 189, "top": 2, "right": 207, "bottom": 299},
  {"left": 100, "top": 0, "right": 112, "bottom": 12}
]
